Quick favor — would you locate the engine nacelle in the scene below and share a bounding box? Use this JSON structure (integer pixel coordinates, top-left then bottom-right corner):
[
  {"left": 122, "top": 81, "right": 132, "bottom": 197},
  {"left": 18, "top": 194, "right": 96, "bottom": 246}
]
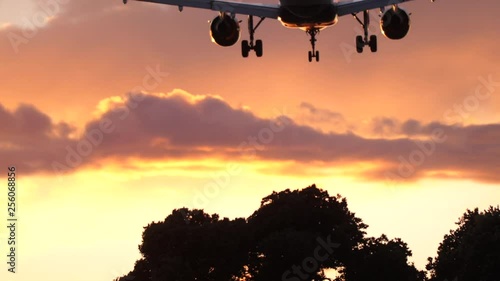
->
[
  {"left": 380, "top": 7, "right": 410, "bottom": 40},
  {"left": 210, "top": 14, "right": 240, "bottom": 47}
]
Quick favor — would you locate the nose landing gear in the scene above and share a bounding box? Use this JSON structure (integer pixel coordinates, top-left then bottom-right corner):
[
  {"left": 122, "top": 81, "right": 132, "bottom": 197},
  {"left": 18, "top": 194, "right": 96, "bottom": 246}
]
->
[{"left": 307, "top": 28, "right": 320, "bottom": 62}]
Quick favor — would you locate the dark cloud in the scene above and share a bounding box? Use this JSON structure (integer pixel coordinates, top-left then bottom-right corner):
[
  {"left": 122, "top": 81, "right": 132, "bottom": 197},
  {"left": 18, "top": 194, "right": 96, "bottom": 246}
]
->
[
  {"left": 370, "top": 118, "right": 467, "bottom": 139},
  {"left": 365, "top": 122, "right": 500, "bottom": 183},
  {"left": 2, "top": 91, "right": 499, "bottom": 183},
  {"left": 370, "top": 117, "right": 398, "bottom": 137},
  {"left": 298, "top": 102, "right": 352, "bottom": 133},
  {"left": 299, "top": 102, "right": 345, "bottom": 123},
  {"left": 0, "top": 103, "right": 77, "bottom": 174},
  {"left": 1, "top": 103, "right": 59, "bottom": 141},
  {"left": 400, "top": 119, "right": 422, "bottom": 135}
]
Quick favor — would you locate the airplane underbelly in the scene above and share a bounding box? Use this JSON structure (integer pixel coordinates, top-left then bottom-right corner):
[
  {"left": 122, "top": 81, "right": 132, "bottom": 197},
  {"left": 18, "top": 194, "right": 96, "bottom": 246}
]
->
[
  {"left": 278, "top": 4, "right": 338, "bottom": 29},
  {"left": 280, "top": 0, "right": 332, "bottom": 6}
]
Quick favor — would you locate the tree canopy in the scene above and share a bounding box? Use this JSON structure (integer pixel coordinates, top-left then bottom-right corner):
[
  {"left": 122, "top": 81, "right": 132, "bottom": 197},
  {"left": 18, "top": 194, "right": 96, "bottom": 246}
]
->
[
  {"left": 246, "top": 186, "right": 367, "bottom": 281},
  {"left": 114, "top": 185, "right": 499, "bottom": 281},
  {"left": 426, "top": 206, "right": 500, "bottom": 281},
  {"left": 337, "top": 235, "right": 426, "bottom": 281}
]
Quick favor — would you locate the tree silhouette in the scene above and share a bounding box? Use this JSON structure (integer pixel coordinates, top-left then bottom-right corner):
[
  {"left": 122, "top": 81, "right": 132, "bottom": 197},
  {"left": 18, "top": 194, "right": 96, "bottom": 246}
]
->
[
  {"left": 116, "top": 185, "right": 371, "bottom": 281},
  {"left": 246, "top": 185, "right": 367, "bottom": 281},
  {"left": 336, "top": 234, "right": 426, "bottom": 281},
  {"left": 426, "top": 206, "right": 500, "bottom": 281},
  {"left": 116, "top": 185, "right": 495, "bottom": 281},
  {"left": 117, "top": 208, "right": 250, "bottom": 281}
]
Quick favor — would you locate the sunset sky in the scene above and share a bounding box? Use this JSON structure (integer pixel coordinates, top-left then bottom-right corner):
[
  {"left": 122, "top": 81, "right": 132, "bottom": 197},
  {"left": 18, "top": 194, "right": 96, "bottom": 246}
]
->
[{"left": 0, "top": 0, "right": 499, "bottom": 280}]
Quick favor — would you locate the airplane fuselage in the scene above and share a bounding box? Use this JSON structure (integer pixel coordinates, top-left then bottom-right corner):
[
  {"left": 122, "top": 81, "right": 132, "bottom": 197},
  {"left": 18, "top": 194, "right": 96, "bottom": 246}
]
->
[{"left": 278, "top": 0, "right": 338, "bottom": 30}]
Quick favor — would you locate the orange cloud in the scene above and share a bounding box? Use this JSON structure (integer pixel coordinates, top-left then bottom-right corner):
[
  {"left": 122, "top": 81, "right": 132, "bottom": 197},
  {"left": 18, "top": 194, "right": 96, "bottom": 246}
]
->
[{"left": 2, "top": 90, "right": 500, "bottom": 183}]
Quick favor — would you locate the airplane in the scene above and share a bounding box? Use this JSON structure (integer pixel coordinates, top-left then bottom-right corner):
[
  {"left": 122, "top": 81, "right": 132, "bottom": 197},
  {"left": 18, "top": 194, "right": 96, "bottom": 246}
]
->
[{"left": 122, "top": 0, "right": 436, "bottom": 62}]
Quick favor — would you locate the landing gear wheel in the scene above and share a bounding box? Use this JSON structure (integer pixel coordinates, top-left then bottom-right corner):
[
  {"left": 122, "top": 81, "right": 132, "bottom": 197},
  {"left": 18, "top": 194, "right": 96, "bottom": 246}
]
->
[
  {"left": 241, "top": 40, "right": 250, "bottom": 58},
  {"left": 255, "top": 39, "right": 263, "bottom": 57},
  {"left": 369, "top": 35, "right": 377, "bottom": 53},
  {"left": 308, "top": 51, "right": 313, "bottom": 62},
  {"left": 356, "top": 35, "right": 364, "bottom": 53},
  {"left": 315, "top": 51, "right": 320, "bottom": 62}
]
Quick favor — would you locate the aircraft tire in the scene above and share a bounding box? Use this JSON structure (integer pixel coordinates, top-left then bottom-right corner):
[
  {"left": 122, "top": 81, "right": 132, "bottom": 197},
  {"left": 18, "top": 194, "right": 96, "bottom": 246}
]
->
[
  {"left": 369, "top": 35, "right": 377, "bottom": 53},
  {"left": 356, "top": 35, "right": 364, "bottom": 53},
  {"left": 242, "top": 40, "right": 250, "bottom": 58},
  {"left": 255, "top": 40, "right": 263, "bottom": 57}
]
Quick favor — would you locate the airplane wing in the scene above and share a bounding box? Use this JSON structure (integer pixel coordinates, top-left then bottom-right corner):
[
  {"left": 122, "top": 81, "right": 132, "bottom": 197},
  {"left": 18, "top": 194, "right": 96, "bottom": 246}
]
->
[
  {"left": 336, "top": 0, "right": 417, "bottom": 16},
  {"left": 126, "top": 0, "right": 281, "bottom": 19}
]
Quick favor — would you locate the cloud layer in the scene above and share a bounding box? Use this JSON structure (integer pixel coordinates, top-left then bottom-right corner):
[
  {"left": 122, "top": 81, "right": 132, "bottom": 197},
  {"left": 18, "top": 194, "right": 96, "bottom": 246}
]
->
[{"left": 3, "top": 91, "right": 499, "bottom": 183}]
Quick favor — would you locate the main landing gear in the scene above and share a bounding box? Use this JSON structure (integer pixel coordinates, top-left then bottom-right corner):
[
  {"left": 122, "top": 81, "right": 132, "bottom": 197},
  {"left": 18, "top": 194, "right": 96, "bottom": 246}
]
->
[
  {"left": 242, "top": 15, "right": 265, "bottom": 58},
  {"left": 352, "top": 10, "right": 377, "bottom": 53},
  {"left": 307, "top": 28, "right": 320, "bottom": 62}
]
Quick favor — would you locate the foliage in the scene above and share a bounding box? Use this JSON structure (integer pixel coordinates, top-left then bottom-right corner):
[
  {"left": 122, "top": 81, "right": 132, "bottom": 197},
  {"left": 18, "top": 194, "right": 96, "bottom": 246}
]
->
[
  {"left": 114, "top": 185, "right": 499, "bottom": 281},
  {"left": 336, "top": 234, "right": 426, "bottom": 281},
  {"left": 426, "top": 206, "right": 500, "bottom": 281}
]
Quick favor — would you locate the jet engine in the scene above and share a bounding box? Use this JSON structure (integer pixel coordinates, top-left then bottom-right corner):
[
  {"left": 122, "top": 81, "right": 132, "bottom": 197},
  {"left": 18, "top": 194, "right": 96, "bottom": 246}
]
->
[
  {"left": 210, "top": 14, "right": 240, "bottom": 47},
  {"left": 380, "top": 7, "right": 410, "bottom": 40}
]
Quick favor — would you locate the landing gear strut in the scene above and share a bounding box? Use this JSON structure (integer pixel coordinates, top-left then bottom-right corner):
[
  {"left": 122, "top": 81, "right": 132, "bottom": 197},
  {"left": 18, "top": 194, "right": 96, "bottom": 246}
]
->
[
  {"left": 242, "top": 15, "right": 265, "bottom": 58},
  {"left": 353, "top": 10, "right": 377, "bottom": 53},
  {"left": 307, "top": 28, "right": 320, "bottom": 62}
]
